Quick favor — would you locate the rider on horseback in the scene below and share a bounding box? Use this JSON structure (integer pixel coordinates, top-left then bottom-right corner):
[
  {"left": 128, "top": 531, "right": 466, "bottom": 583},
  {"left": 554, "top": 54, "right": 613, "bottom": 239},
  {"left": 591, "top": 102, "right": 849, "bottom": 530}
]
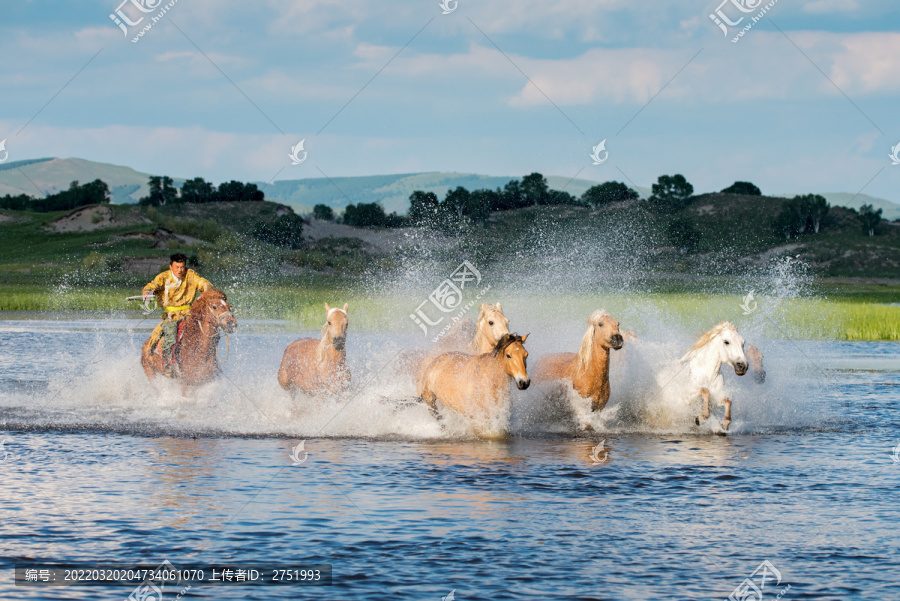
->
[{"left": 143, "top": 253, "right": 213, "bottom": 373}]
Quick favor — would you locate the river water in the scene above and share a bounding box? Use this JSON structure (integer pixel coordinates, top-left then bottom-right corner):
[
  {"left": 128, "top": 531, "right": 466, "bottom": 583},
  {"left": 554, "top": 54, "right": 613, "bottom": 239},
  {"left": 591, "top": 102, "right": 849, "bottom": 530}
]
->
[{"left": 0, "top": 315, "right": 898, "bottom": 600}]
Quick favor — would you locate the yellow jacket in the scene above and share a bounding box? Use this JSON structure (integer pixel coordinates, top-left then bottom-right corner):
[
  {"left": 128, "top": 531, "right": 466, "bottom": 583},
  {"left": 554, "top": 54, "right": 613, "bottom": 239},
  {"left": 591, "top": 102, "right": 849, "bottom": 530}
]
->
[{"left": 142, "top": 269, "right": 213, "bottom": 319}]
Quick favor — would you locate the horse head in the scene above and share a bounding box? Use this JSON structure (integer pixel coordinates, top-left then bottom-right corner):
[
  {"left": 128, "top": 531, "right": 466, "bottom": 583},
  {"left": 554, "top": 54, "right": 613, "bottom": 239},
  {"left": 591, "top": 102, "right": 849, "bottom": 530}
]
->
[
  {"left": 323, "top": 303, "right": 349, "bottom": 351},
  {"left": 196, "top": 290, "right": 237, "bottom": 334},
  {"left": 476, "top": 302, "right": 510, "bottom": 345},
  {"left": 589, "top": 309, "right": 623, "bottom": 350},
  {"left": 712, "top": 322, "right": 748, "bottom": 376},
  {"left": 493, "top": 333, "right": 530, "bottom": 390}
]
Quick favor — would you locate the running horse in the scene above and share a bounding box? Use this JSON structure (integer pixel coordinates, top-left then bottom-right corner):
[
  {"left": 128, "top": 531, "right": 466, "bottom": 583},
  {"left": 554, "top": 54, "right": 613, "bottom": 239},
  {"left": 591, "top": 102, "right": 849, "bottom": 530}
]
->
[
  {"left": 278, "top": 303, "right": 351, "bottom": 397},
  {"left": 418, "top": 333, "right": 530, "bottom": 436},
  {"left": 141, "top": 289, "right": 238, "bottom": 394},
  {"left": 532, "top": 310, "right": 624, "bottom": 426},
  {"left": 397, "top": 303, "right": 511, "bottom": 379},
  {"left": 671, "top": 321, "right": 748, "bottom": 431}
]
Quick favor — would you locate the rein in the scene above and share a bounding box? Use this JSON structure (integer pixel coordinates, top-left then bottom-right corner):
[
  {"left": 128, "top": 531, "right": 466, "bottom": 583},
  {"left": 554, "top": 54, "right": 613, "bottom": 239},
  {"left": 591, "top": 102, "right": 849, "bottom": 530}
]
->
[{"left": 193, "top": 303, "right": 233, "bottom": 364}]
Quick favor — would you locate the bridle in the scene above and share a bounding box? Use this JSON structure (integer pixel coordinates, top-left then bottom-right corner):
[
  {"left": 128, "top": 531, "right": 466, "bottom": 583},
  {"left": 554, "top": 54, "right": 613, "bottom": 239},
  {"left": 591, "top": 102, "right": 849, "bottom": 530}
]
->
[{"left": 196, "top": 300, "right": 235, "bottom": 363}]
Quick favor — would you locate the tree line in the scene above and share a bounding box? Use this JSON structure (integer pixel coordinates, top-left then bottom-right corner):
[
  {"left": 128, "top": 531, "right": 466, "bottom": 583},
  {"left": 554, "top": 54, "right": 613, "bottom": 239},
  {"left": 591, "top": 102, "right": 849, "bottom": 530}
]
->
[
  {"left": 138, "top": 176, "right": 264, "bottom": 206},
  {"left": 0, "top": 179, "right": 111, "bottom": 212}
]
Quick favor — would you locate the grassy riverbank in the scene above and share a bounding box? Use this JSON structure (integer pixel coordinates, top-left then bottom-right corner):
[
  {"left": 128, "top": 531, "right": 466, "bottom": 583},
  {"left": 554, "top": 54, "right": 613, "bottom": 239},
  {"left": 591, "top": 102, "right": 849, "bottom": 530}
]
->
[{"left": 1, "top": 284, "right": 897, "bottom": 340}]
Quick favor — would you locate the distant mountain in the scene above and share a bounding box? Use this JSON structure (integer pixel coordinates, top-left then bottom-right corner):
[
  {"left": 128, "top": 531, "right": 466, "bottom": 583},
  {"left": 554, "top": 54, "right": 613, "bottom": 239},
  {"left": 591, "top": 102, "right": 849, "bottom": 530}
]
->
[
  {"left": 817, "top": 192, "right": 900, "bottom": 221},
  {"left": 258, "top": 172, "right": 627, "bottom": 215},
  {"left": 0, "top": 157, "right": 182, "bottom": 204},
  {"left": 2, "top": 157, "right": 896, "bottom": 219}
]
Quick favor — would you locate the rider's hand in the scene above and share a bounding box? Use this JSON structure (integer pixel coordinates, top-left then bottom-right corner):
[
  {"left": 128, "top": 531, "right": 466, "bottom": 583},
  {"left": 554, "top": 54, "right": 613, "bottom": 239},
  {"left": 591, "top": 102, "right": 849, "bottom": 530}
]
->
[{"left": 143, "top": 292, "right": 150, "bottom": 302}]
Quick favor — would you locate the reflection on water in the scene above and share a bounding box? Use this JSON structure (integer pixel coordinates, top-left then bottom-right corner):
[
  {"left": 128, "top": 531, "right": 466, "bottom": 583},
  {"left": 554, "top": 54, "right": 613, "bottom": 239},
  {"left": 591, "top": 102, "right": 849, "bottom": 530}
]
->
[{"left": 0, "top": 320, "right": 898, "bottom": 599}]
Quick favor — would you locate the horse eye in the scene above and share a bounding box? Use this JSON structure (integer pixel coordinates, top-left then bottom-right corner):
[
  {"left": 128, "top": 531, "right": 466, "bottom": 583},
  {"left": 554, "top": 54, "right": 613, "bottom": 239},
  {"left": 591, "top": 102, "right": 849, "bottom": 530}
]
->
[
  {"left": 506, "top": 354, "right": 511, "bottom": 358},
  {"left": 489, "top": 321, "right": 494, "bottom": 326},
  {"left": 724, "top": 340, "right": 730, "bottom": 345},
  {"left": 328, "top": 321, "right": 332, "bottom": 325}
]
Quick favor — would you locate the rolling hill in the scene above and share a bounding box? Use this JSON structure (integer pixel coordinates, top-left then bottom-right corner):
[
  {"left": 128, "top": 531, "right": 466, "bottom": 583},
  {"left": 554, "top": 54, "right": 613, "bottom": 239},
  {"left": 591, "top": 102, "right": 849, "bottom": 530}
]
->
[{"left": 1, "top": 157, "right": 897, "bottom": 219}]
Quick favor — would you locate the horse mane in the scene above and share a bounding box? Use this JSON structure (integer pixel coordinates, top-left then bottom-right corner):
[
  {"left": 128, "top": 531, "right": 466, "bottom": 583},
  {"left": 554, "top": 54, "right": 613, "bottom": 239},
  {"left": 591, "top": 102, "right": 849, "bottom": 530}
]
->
[
  {"left": 187, "top": 289, "right": 227, "bottom": 322},
  {"left": 491, "top": 333, "right": 526, "bottom": 356},
  {"left": 685, "top": 321, "right": 736, "bottom": 357},
  {"left": 577, "top": 309, "right": 610, "bottom": 370},
  {"left": 317, "top": 307, "right": 348, "bottom": 361}
]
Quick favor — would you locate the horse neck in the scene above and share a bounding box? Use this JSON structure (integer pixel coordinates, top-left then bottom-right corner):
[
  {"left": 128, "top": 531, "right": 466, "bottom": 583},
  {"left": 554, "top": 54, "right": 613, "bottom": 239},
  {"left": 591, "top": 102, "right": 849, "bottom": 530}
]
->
[
  {"left": 579, "top": 336, "right": 611, "bottom": 381},
  {"left": 467, "top": 323, "right": 492, "bottom": 354},
  {"left": 182, "top": 311, "right": 215, "bottom": 351},
  {"left": 317, "top": 334, "right": 345, "bottom": 364},
  {"left": 688, "top": 343, "right": 722, "bottom": 382}
]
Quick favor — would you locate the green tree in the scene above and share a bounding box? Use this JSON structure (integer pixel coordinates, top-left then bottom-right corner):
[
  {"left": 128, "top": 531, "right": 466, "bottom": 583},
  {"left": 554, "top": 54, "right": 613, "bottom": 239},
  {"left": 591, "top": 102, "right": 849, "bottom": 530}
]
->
[
  {"left": 857, "top": 204, "right": 883, "bottom": 237},
  {"left": 181, "top": 177, "right": 216, "bottom": 204},
  {"left": 521, "top": 172, "right": 549, "bottom": 206},
  {"left": 443, "top": 186, "right": 471, "bottom": 220},
  {"left": 142, "top": 175, "right": 177, "bottom": 206},
  {"left": 501, "top": 179, "right": 526, "bottom": 210},
  {"left": 721, "top": 181, "right": 761, "bottom": 196},
  {"left": 467, "top": 189, "right": 493, "bottom": 224},
  {"left": 408, "top": 191, "right": 440, "bottom": 226},
  {"left": 344, "top": 202, "right": 388, "bottom": 228},
  {"left": 807, "top": 194, "right": 829, "bottom": 233},
  {"left": 253, "top": 213, "right": 305, "bottom": 248},
  {"left": 313, "top": 204, "right": 334, "bottom": 221},
  {"left": 581, "top": 181, "right": 639, "bottom": 208},
  {"left": 649, "top": 174, "right": 694, "bottom": 213}
]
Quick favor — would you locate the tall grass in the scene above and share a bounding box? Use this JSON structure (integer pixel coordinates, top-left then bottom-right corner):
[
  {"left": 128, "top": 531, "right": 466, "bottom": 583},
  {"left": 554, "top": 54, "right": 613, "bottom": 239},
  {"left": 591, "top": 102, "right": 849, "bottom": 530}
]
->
[{"left": 0, "top": 285, "right": 898, "bottom": 340}]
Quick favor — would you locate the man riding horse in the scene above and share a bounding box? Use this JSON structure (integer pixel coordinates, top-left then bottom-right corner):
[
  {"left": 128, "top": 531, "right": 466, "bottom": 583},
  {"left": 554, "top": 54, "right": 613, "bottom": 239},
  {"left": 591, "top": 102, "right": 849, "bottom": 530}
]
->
[{"left": 143, "top": 253, "right": 213, "bottom": 374}]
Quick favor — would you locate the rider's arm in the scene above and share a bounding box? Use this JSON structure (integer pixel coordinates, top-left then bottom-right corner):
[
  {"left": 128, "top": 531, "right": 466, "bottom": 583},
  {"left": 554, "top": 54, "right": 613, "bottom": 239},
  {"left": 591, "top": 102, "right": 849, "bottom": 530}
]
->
[
  {"left": 142, "top": 272, "right": 167, "bottom": 300},
  {"left": 193, "top": 271, "right": 213, "bottom": 293}
]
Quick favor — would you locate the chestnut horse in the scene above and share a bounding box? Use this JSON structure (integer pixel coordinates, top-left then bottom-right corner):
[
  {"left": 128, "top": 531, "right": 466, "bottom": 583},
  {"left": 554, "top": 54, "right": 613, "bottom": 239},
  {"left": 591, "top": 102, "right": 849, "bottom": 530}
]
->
[
  {"left": 418, "top": 333, "right": 530, "bottom": 433},
  {"left": 278, "top": 303, "right": 350, "bottom": 397},
  {"left": 533, "top": 310, "right": 624, "bottom": 419},
  {"left": 141, "top": 289, "right": 237, "bottom": 394}
]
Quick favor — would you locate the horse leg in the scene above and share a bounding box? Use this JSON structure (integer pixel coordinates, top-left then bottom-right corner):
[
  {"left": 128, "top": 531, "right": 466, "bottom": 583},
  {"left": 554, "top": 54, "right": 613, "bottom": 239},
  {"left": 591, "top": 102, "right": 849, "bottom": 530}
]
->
[
  {"left": 695, "top": 387, "right": 710, "bottom": 426},
  {"left": 722, "top": 396, "right": 732, "bottom": 431}
]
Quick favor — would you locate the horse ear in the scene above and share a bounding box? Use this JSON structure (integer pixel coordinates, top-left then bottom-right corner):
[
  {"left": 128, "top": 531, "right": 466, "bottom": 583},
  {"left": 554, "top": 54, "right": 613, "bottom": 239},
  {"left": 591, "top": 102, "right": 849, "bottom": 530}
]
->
[
  {"left": 342, "top": 303, "right": 348, "bottom": 312},
  {"left": 495, "top": 302, "right": 502, "bottom": 311},
  {"left": 521, "top": 333, "right": 529, "bottom": 343},
  {"left": 324, "top": 302, "right": 331, "bottom": 312}
]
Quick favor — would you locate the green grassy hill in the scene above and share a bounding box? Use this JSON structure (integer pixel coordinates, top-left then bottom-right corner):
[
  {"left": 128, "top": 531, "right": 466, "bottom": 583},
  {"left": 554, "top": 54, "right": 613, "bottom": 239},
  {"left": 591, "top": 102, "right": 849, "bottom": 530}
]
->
[{"left": 0, "top": 158, "right": 181, "bottom": 204}]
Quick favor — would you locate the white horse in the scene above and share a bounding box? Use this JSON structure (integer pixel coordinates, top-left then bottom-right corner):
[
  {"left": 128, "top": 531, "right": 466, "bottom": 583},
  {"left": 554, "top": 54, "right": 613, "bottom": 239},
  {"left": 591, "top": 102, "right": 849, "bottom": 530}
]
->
[{"left": 657, "top": 322, "right": 748, "bottom": 431}]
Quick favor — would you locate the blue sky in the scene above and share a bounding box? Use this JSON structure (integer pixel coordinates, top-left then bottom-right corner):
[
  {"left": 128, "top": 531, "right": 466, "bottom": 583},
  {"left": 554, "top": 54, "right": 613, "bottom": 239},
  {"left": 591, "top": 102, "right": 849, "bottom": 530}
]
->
[{"left": 2, "top": 0, "right": 900, "bottom": 200}]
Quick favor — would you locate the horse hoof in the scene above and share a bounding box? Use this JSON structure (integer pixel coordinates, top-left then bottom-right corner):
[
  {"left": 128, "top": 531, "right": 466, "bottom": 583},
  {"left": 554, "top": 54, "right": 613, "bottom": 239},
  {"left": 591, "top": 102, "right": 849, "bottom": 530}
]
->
[{"left": 583, "top": 423, "right": 594, "bottom": 432}]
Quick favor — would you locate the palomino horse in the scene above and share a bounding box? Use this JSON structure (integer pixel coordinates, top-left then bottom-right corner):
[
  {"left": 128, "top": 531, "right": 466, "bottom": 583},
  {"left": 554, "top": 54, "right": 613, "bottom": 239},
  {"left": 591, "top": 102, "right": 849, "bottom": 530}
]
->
[
  {"left": 278, "top": 303, "right": 350, "bottom": 397},
  {"left": 672, "top": 321, "right": 748, "bottom": 431},
  {"left": 397, "top": 303, "right": 511, "bottom": 379},
  {"left": 532, "top": 310, "right": 624, "bottom": 421},
  {"left": 418, "top": 333, "right": 530, "bottom": 432},
  {"left": 746, "top": 342, "right": 766, "bottom": 384},
  {"left": 141, "top": 289, "right": 237, "bottom": 394}
]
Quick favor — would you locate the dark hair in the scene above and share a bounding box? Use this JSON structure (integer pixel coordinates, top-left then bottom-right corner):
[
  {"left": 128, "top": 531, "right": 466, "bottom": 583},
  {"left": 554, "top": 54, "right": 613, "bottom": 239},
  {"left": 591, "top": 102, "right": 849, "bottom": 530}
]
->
[
  {"left": 491, "top": 333, "right": 527, "bottom": 356},
  {"left": 170, "top": 253, "right": 189, "bottom": 265}
]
